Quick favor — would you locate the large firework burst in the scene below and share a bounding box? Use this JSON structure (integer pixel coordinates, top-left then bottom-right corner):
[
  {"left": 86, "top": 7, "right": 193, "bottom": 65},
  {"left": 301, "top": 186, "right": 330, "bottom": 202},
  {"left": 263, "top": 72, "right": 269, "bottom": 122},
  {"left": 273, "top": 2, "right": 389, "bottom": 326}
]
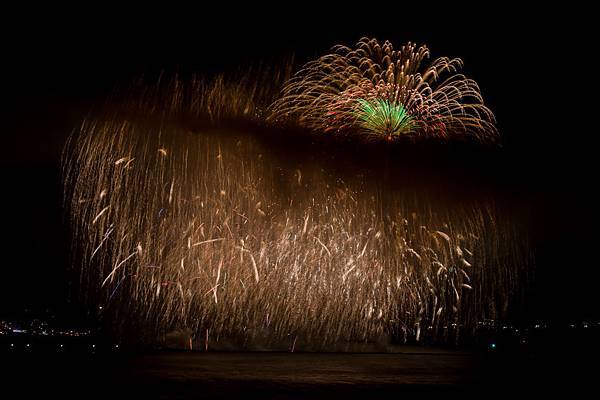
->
[{"left": 269, "top": 38, "right": 498, "bottom": 142}]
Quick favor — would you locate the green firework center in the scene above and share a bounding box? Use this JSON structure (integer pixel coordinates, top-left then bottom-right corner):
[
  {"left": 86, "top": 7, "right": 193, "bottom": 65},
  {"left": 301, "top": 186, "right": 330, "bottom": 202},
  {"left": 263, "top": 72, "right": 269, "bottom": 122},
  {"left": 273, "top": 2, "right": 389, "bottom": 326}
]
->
[{"left": 357, "top": 98, "right": 418, "bottom": 137}]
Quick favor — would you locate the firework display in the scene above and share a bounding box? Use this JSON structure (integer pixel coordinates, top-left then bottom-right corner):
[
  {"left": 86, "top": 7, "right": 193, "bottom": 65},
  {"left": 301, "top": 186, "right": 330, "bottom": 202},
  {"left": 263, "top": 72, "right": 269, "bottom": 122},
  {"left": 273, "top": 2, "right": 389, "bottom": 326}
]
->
[
  {"left": 64, "top": 127, "right": 525, "bottom": 348},
  {"left": 62, "top": 39, "right": 527, "bottom": 349},
  {"left": 269, "top": 38, "right": 498, "bottom": 141}
]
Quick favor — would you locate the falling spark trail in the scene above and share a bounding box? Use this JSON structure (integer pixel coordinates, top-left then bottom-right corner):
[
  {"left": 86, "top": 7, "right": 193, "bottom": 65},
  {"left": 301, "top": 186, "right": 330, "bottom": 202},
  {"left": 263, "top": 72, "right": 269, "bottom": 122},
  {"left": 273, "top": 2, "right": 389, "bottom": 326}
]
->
[
  {"left": 92, "top": 206, "right": 110, "bottom": 225},
  {"left": 90, "top": 227, "right": 114, "bottom": 260},
  {"left": 191, "top": 238, "right": 225, "bottom": 247},
  {"left": 314, "top": 236, "right": 332, "bottom": 257},
  {"left": 101, "top": 251, "right": 136, "bottom": 288}
]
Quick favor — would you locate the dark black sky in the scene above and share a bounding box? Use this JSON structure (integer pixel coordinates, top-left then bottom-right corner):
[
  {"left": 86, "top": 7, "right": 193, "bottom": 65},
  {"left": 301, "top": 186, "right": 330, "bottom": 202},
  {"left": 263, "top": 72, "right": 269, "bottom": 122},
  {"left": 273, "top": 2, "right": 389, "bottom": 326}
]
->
[{"left": 1, "top": 5, "right": 596, "bottom": 322}]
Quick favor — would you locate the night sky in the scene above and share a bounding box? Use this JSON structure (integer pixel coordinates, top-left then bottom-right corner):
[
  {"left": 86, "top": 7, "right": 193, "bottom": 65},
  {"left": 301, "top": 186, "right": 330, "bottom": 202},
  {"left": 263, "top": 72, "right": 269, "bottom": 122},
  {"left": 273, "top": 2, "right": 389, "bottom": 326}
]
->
[{"left": 1, "top": 6, "right": 595, "bottom": 324}]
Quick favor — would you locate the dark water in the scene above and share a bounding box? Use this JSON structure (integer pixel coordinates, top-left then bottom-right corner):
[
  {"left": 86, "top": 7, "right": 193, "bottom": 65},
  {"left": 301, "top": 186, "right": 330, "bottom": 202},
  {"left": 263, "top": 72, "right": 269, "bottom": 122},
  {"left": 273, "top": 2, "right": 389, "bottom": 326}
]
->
[{"left": 4, "top": 346, "right": 594, "bottom": 399}]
